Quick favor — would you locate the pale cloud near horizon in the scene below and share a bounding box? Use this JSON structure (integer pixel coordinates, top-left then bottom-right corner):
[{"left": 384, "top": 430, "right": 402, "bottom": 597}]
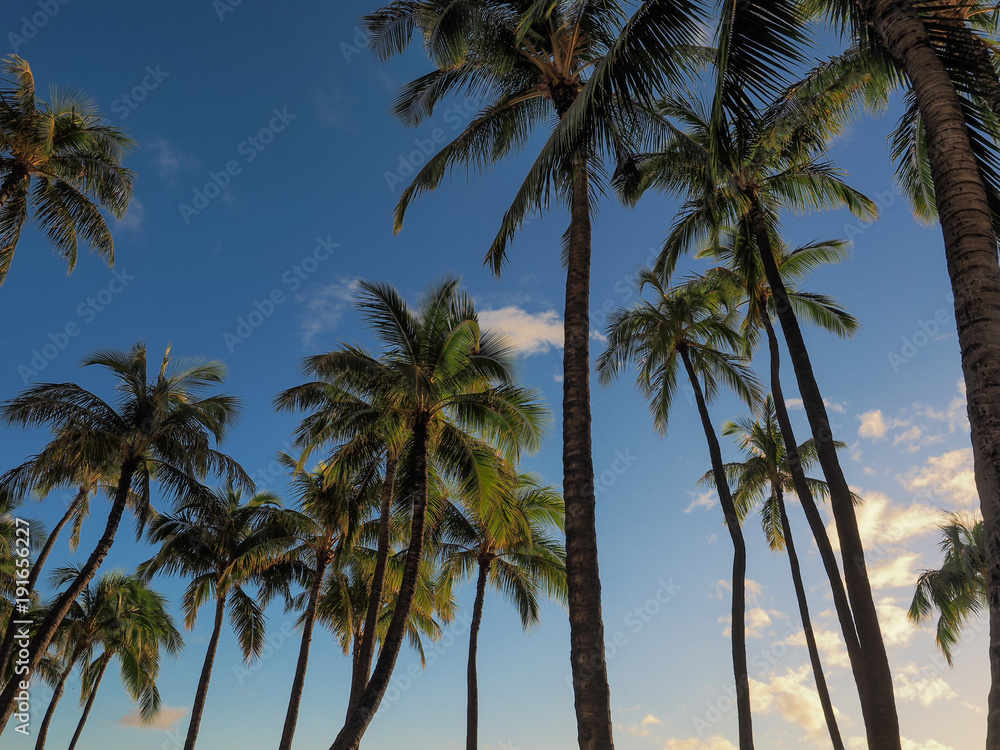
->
[
  {"left": 662, "top": 736, "right": 737, "bottom": 750},
  {"left": 119, "top": 706, "right": 188, "bottom": 730}
]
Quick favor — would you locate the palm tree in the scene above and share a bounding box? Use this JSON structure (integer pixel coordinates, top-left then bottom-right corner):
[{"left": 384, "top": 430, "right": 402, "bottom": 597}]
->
[
  {"left": 363, "top": 4, "right": 708, "bottom": 742},
  {"left": 708, "top": 397, "right": 846, "bottom": 750},
  {"left": 439, "top": 473, "right": 567, "bottom": 750},
  {"left": 598, "top": 273, "right": 761, "bottom": 750},
  {"left": 0, "top": 54, "right": 134, "bottom": 284},
  {"left": 139, "top": 487, "right": 295, "bottom": 750},
  {"left": 809, "top": 5, "right": 1000, "bottom": 735},
  {"left": 615, "top": 60, "right": 904, "bottom": 747},
  {"left": 0, "top": 342, "right": 249, "bottom": 728},
  {"left": 909, "top": 512, "right": 986, "bottom": 666},
  {"left": 31, "top": 570, "right": 181, "bottom": 750},
  {"left": 281, "top": 278, "right": 545, "bottom": 750}
]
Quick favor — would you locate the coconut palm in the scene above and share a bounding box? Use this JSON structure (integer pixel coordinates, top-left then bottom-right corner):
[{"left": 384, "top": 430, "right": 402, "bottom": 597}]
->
[
  {"left": 363, "top": 4, "right": 712, "bottom": 741},
  {"left": 439, "top": 473, "right": 567, "bottom": 750},
  {"left": 31, "top": 570, "right": 181, "bottom": 750},
  {"left": 598, "top": 273, "right": 761, "bottom": 750},
  {"left": 706, "top": 396, "right": 846, "bottom": 750},
  {"left": 281, "top": 278, "right": 546, "bottom": 750},
  {"left": 0, "top": 342, "right": 249, "bottom": 727},
  {"left": 138, "top": 487, "right": 296, "bottom": 750},
  {"left": 909, "top": 512, "right": 986, "bottom": 665},
  {"left": 615, "top": 58, "right": 904, "bottom": 746},
  {"left": 0, "top": 54, "right": 134, "bottom": 284}
]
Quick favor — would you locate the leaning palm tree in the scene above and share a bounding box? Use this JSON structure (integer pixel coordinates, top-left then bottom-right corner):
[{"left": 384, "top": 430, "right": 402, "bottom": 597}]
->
[
  {"left": 0, "top": 54, "right": 134, "bottom": 284},
  {"left": 439, "top": 473, "right": 567, "bottom": 750},
  {"left": 616, "top": 58, "right": 904, "bottom": 747},
  {"left": 707, "top": 397, "right": 846, "bottom": 750},
  {"left": 909, "top": 512, "right": 986, "bottom": 666},
  {"left": 363, "top": 4, "right": 710, "bottom": 741},
  {"left": 598, "top": 273, "right": 761, "bottom": 750},
  {"left": 0, "top": 342, "right": 249, "bottom": 728},
  {"left": 281, "top": 278, "right": 546, "bottom": 750},
  {"left": 138, "top": 487, "right": 295, "bottom": 750}
]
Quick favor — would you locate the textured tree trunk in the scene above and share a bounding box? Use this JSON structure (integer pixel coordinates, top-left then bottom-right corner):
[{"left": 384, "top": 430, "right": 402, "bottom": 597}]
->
[
  {"left": 561, "top": 145, "right": 615, "bottom": 750},
  {"left": 66, "top": 652, "right": 109, "bottom": 750},
  {"left": 278, "top": 551, "right": 329, "bottom": 750},
  {"left": 331, "top": 416, "right": 430, "bottom": 750},
  {"left": 0, "top": 489, "right": 87, "bottom": 681},
  {"left": 466, "top": 558, "right": 489, "bottom": 750},
  {"left": 183, "top": 594, "right": 226, "bottom": 750},
  {"left": 680, "top": 347, "right": 754, "bottom": 750},
  {"left": 33, "top": 651, "right": 81, "bottom": 750},
  {"left": 860, "top": 3, "right": 1000, "bottom": 743},
  {"left": 754, "top": 217, "right": 900, "bottom": 750},
  {"left": 761, "top": 314, "right": 871, "bottom": 716},
  {"left": 775, "top": 486, "right": 844, "bottom": 750},
  {"left": 349, "top": 454, "right": 397, "bottom": 713},
  {"left": 0, "top": 461, "right": 138, "bottom": 730}
]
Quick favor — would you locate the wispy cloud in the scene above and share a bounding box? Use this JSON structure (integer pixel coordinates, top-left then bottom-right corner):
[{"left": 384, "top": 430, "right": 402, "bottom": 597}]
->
[
  {"left": 298, "top": 277, "right": 359, "bottom": 346},
  {"left": 146, "top": 138, "right": 200, "bottom": 185},
  {"left": 115, "top": 198, "right": 146, "bottom": 232},
  {"left": 479, "top": 306, "right": 564, "bottom": 355}
]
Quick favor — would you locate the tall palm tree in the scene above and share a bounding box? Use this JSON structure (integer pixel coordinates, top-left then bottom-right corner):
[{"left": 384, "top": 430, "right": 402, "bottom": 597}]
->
[
  {"left": 363, "top": 4, "right": 708, "bottom": 743},
  {"left": 808, "top": 3, "right": 1000, "bottom": 739},
  {"left": 598, "top": 273, "right": 761, "bottom": 750},
  {"left": 31, "top": 570, "right": 181, "bottom": 750},
  {"left": 282, "top": 278, "right": 546, "bottom": 750},
  {"left": 615, "top": 61, "right": 904, "bottom": 747},
  {"left": 707, "top": 397, "right": 846, "bottom": 750},
  {"left": 138, "top": 487, "right": 295, "bottom": 750},
  {"left": 909, "top": 512, "right": 986, "bottom": 666},
  {"left": 439, "top": 473, "right": 567, "bottom": 750},
  {"left": 0, "top": 54, "right": 134, "bottom": 284},
  {"left": 0, "top": 342, "right": 249, "bottom": 728}
]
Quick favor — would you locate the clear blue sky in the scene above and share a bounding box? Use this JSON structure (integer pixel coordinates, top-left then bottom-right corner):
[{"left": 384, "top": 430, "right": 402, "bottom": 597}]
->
[{"left": 0, "top": 1, "right": 986, "bottom": 748}]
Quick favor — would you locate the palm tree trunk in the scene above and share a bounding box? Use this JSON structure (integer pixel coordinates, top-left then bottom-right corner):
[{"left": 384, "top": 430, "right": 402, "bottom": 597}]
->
[
  {"left": 861, "top": 4, "right": 1000, "bottom": 743},
  {"left": 0, "top": 165, "right": 27, "bottom": 210},
  {"left": 761, "top": 314, "right": 871, "bottom": 716},
  {"left": 350, "top": 454, "right": 397, "bottom": 711},
  {"left": 183, "top": 594, "right": 226, "bottom": 750},
  {"left": 0, "top": 489, "right": 87, "bottom": 682},
  {"left": 753, "top": 216, "right": 900, "bottom": 750},
  {"left": 33, "top": 650, "right": 81, "bottom": 750},
  {"left": 66, "top": 653, "right": 109, "bottom": 750},
  {"left": 0, "top": 461, "right": 138, "bottom": 730},
  {"left": 679, "top": 346, "right": 754, "bottom": 750},
  {"left": 466, "top": 557, "right": 489, "bottom": 750},
  {"left": 330, "top": 416, "right": 431, "bottom": 750},
  {"left": 775, "top": 486, "right": 844, "bottom": 750},
  {"left": 278, "top": 552, "right": 329, "bottom": 750},
  {"left": 562, "top": 147, "right": 615, "bottom": 750}
]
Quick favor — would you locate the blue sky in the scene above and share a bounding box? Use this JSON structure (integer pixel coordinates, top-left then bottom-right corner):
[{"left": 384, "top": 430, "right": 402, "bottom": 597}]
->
[{"left": 0, "top": 1, "right": 987, "bottom": 749}]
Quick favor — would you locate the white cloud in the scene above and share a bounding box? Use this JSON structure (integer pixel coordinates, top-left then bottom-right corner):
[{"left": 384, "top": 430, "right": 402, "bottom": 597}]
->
[
  {"left": 900, "top": 448, "right": 979, "bottom": 511},
  {"left": 826, "top": 490, "right": 938, "bottom": 553},
  {"left": 298, "top": 277, "right": 359, "bottom": 345},
  {"left": 685, "top": 489, "right": 717, "bottom": 514},
  {"left": 115, "top": 198, "right": 145, "bottom": 232},
  {"left": 750, "top": 665, "right": 839, "bottom": 740},
  {"left": 785, "top": 397, "right": 846, "bottom": 414},
  {"left": 875, "top": 597, "right": 917, "bottom": 647},
  {"left": 868, "top": 551, "right": 923, "bottom": 591},
  {"left": 120, "top": 706, "right": 188, "bottom": 730},
  {"left": 893, "top": 425, "right": 923, "bottom": 448},
  {"left": 642, "top": 714, "right": 661, "bottom": 727},
  {"left": 479, "top": 306, "right": 564, "bottom": 355},
  {"left": 663, "top": 736, "right": 737, "bottom": 750},
  {"left": 858, "top": 410, "right": 888, "bottom": 439},
  {"left": 894, "top": 662, "right": 958, "bottom": 706},
  {"left": 780, "top": 627, "right": 851, "bottom": 670}
]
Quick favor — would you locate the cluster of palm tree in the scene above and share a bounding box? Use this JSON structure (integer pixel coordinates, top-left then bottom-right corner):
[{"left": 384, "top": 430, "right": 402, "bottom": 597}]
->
[{"left": 0, "top": 279, "right": 566, "bottom": 750}]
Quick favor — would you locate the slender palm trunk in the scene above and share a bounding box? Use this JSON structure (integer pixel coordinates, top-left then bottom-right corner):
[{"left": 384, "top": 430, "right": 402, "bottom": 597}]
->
[
  {"left": 466, "top": 557, "right": 489, "bottom": 750},
  {"left": 775, "top": 486, "right": 844, "bottom": 750},
  {"left": 861, "top": 4, "right": 1000, "bottom": 742},
  {"left": 0, "top": 490, "right": 87, "bottom": 681},
  {"left": 331, "top": 416, "right": 430, "bottom": 750},
  {"left": 0, "top": 166, "right": 27, "bottom": 210},
  {"left": 561, "top": 145, "right": 615, "bottom": 750},
  {"left": 679, "top": 347, "right": 753, "bottom": 750},
  {"left": 183, "top": 594, "right": 226, "bottom": 750},
  {"left": 754, "top": 218, "right": 899, "bottom": 750},
  {"left": 33, "top": 649, "right": 82, "bottom": 750},
  {"left": 66, "top": 653, "right": 109, "bottom": 750},
  {"left": 761, "top": 315, "right": 871, "bottom": 716},
  {"left": 278, "top": 551, "right": 329, "bottom": 750},
  {"left": 0, "top": 461, "right": 138, "bottom": 730},
  {"left": 349, "top": 455, "right": 397, "bottom": 713}
]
